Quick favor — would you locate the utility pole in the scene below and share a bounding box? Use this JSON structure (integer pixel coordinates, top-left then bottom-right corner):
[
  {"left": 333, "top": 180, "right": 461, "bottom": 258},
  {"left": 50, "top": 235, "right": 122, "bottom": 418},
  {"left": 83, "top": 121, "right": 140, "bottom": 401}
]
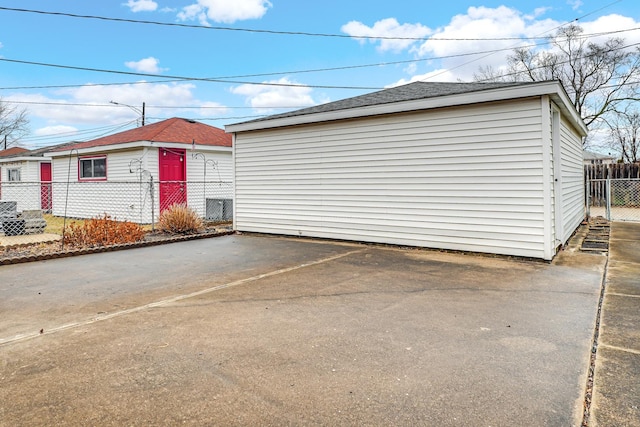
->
[
  {"left": 110, "top": 100, "right": 146, "bottom": 126},
  {"left": 3, "top": 135, "right": 6, "bottom": 150}
]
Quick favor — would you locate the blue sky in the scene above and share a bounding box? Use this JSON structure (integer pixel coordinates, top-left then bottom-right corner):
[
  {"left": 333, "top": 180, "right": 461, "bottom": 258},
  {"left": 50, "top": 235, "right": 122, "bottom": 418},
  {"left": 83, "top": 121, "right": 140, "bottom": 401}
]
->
[{"left": 1, "top": 0, "right": 639, "bottom": 148}]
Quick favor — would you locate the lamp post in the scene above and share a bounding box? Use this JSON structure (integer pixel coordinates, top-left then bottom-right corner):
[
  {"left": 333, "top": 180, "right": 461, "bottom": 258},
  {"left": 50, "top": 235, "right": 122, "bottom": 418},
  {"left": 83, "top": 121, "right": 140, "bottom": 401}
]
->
[{"left": 109, "top": 100, "right": 146, "bottom": 126}]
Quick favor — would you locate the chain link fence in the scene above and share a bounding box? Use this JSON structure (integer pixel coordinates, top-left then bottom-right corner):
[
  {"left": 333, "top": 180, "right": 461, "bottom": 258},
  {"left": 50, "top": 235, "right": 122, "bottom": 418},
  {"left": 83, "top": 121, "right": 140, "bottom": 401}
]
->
[
  {"left": 0, "top": 180, "right": 233, "bottom": 237},
  {"left": 587, "top": 178, "right": 640, "bottom": 222}
]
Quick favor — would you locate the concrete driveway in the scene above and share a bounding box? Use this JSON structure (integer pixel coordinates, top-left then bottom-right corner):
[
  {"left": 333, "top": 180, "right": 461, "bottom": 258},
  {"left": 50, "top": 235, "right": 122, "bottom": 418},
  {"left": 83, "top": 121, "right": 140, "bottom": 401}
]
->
[{"left": 0, "top": 233, "right": 606, "bottom": 426}]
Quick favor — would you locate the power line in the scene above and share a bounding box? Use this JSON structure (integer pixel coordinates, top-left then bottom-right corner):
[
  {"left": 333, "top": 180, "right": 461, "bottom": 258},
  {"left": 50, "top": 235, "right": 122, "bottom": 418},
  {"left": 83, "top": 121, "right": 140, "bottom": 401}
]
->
[
  {"left": 0, "top": 47, "right": 539, "bottom": 91},
  {"left": 20, "top": 120, "right": 139, "bottom": 146},
  {"left": 5, "top": 99, "right": 304, "bottom": 110},
  {"left": 0, "top": 57, "right": 382, "bottom": 90},
  {"left": 6, "top": 42, "right": 640, "bottom": 117},
  {"left": 0, "top": 26, "right": 635, "bottom": 92},
  {"left": 0, "top": 5, "right": 634, "bottom": 42},
  {"left": 0, "top": 40, "right": 569, "bottom": 92}
]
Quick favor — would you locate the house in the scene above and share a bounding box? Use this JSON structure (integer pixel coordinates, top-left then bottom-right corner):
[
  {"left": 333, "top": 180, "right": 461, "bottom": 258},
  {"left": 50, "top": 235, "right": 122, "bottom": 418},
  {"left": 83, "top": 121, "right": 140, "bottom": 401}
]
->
[
  {"left": 583, "top": 150, "right": 616, "bottom": 166},
  {"left": 0, "top": 145, "right": 54, "bottom": 213},
  {"left": 46, "top": 118, "right": 233, "bottom": 223},
  {"left": 226, "top": 80, "right": 588, "bottom": 261}
]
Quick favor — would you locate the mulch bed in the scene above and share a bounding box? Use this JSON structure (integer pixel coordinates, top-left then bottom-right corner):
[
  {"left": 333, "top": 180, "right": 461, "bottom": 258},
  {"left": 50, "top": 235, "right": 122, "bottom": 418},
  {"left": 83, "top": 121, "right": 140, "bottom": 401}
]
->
[{"left": 0, "top": 225, "right": 234, "bottom": 266}]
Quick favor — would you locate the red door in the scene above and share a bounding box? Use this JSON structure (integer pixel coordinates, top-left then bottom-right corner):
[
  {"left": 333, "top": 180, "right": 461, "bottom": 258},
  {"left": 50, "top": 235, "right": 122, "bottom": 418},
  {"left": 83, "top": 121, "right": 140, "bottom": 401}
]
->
[
  {"left": 40, "top": 162, "right": 52, "bottom": 212},
  {"left": 159, "top": 148, "right": 186, "bottom": 212}
]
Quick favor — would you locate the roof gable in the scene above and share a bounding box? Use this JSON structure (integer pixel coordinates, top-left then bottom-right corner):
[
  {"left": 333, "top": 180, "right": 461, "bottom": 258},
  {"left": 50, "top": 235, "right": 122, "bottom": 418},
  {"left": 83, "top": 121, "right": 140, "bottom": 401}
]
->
[{"left": 52, "top": 117, "right": 231, "bottom": 152}]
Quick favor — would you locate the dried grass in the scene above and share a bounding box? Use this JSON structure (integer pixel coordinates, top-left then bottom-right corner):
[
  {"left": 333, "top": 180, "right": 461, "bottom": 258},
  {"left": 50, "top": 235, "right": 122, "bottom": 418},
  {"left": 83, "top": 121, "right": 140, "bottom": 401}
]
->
[
  {"left": 157, "top": 204, "right": 203, "bottom": 234},
  {"left": 63, "top": 213, "right": 145, "bottom": 248}
]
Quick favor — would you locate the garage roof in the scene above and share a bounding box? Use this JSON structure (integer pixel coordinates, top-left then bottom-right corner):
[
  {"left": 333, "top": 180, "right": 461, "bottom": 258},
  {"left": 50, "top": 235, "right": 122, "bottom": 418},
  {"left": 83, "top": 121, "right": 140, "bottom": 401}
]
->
[{"left": 226, "top": 80, "right": 587, "bottom": 136}]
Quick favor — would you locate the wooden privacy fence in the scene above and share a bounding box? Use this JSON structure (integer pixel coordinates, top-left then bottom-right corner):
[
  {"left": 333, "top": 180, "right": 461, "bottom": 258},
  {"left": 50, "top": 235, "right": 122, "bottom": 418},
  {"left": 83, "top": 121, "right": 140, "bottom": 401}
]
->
[
  {"left": 585, "top": 163, "right": 640, "bottom": 180},
  {"left": 585, "top": 164, "right": 640, "bottom": 217}
]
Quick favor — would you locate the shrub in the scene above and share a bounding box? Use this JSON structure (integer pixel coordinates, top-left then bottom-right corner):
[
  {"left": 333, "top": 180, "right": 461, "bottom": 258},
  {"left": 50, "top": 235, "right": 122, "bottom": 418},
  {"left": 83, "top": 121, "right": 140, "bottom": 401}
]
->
[
  {"left": 158, "top": 203, "right": 203, "bottom": 234},
  {"left": 63, "top": 213, "right": 145, "bottom": 248}
]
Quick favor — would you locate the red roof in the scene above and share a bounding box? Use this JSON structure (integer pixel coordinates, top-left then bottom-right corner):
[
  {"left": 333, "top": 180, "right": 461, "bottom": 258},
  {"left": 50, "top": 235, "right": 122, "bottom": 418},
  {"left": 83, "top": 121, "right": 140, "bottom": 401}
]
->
[
  {"left": 0, "top": 147, "right": 29, "bottom": 157},
  {"left": 54, "top": 118, "right": 231, "bottom": 151}
]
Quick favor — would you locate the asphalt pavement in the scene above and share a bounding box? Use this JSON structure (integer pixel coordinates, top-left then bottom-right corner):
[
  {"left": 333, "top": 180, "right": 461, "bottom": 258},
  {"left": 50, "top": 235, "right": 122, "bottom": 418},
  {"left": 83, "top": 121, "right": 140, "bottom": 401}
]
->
[{"left": 0, "top": 225, "right": 629, "bottom": 426}]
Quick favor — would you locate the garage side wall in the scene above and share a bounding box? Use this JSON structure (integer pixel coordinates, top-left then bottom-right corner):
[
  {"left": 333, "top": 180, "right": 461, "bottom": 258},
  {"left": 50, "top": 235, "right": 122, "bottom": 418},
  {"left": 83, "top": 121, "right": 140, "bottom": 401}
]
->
[
  {"left": 559, "top": 114, "right": 585, "bottom": 243},
  {"left": 234, "top": 98, "right": 547, "bottom": 258}
]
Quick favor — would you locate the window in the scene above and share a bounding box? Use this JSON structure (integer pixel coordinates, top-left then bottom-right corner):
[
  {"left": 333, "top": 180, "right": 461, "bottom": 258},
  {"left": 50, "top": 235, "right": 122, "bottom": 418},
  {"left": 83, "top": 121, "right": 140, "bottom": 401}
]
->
[
  {"left": 7, "top": 168, "right": 21, "bottom": 182},
  {"left": 79, "top": 156, "right": 107, "bottom": 180}
]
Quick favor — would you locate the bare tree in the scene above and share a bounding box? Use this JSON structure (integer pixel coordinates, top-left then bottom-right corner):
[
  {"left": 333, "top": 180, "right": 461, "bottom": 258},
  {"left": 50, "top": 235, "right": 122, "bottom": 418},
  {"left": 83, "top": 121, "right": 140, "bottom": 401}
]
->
[
  {"left": 475, "top": 24, "right": 640, "bottom": 133},
  {"left": 608, "top": 106, "right": 640, "bottom": 163},
  {"left": 0, "top": 98, "right": 30, "bottom": 149}
]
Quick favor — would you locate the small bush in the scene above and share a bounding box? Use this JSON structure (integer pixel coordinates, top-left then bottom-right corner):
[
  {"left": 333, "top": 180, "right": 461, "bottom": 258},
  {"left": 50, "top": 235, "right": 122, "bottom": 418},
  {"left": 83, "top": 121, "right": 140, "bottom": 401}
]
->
[
  {"left": 158, "top": 203, "right": 203, "bottom": 234},
  {"left": 63, "top": 213, "right": 145, "bottom": 248}
]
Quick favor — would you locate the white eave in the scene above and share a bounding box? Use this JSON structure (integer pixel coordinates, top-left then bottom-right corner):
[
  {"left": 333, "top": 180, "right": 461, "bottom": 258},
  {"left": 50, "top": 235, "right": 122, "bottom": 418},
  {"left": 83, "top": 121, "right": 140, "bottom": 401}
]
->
[
  {"left": 226, "top": 80, "right": 588, "bottom": 137},
  {"left": 46, "top": 140, "right": 233, "bottom": 157},
  {"left": 0, "top": 156, "right": 52, "bottom": 163}
]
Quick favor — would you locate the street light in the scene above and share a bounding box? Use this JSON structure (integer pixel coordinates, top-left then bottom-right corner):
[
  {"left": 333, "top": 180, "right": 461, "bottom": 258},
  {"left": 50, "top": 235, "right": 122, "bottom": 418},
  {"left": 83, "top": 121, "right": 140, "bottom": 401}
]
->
[{"left": 109, "top": 100, "right": 146, "bottom": 126}]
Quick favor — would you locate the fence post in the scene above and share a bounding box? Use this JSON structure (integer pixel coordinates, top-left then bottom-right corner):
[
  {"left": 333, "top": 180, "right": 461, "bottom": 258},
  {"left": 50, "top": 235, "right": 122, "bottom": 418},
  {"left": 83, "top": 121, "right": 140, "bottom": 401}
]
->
[
  {"left": 586, "top": 180, "right": 591, "bottom": 218},
  {"left": 149, "top": 176, "right": 155, "bottom": 232},
  {"left": 606, "top": 178, "right": 611, "bottom": 221}
]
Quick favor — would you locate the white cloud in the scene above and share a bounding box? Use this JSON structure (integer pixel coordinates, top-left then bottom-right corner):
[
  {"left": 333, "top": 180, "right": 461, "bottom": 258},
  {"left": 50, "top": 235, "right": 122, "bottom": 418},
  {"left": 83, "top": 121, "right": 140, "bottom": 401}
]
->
[
  {"left": 580, "top": 14, "right": 640, "bottom": 46},
  {"left": 34, "top": 125, "right": 79, "bottom": 137},
  {"left": 125, "top": 57, "right": 167, "bottom": 73},
  {"left": 389, "top": 69, "right": 459, "bottom": 87},
  {"left": 230, "top": 78, "right": 317, "bottom": 110},
  {"left": 373, "top": 6, "right": 640, "bottom": 85},
  {"left": 408, "top": 6, "right": 561, "bottom": 81},
  {"left": 198, "top": 101, "right": 229, "bottom": 117},
  {"left": 178, "top": 0, "right": 272, "bottom": 24},
  {"left": 341, "top": 18, "right": 432, "bottom": 53},
  {"left": 525, "top": 7, "right": 551, "bottom": 20},
  {"left": 7, "top": 81, "right": 222, "bottom": 129},
  {"left": 567, "top": 0, "right": 583, "bottom": 10},
  {"left": 123, "top": 0, "right": 158, "bottom": 12}
]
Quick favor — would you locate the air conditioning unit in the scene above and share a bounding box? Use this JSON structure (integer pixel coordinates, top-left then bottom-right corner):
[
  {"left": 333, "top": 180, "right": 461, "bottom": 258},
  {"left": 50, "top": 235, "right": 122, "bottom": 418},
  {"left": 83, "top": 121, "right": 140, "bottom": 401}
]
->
[
  {"left": 205, "top": 198, "right": 233, "bottom": 221},
  {"left": 0, "top": 201, "right": 18, "bottom": 234}
]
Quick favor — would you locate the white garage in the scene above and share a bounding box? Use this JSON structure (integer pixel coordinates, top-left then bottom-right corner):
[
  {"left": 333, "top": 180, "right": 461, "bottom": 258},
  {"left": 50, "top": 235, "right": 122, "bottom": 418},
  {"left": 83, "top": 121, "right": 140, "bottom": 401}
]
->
[{"left": 226, "top": 80, "right": 587, "bottom": 260}]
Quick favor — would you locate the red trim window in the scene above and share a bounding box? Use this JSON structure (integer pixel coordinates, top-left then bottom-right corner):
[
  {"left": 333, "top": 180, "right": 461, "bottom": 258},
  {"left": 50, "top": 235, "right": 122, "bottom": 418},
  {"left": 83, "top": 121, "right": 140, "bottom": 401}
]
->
[{"left": 78, "top": 156, "right": 107, "bottom": 181}]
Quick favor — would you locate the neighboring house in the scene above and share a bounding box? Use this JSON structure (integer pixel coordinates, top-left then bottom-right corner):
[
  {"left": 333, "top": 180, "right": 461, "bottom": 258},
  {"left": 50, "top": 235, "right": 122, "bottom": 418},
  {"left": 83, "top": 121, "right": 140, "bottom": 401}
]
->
[
  {"left": 226, "top": 80, "right": 588, "bottom": 261},
  {"left": 583, "top": 150, "right": 616, "bottom": 165},
  {"left": 0, "top": 146, "right": 54, "bottom": 212},
  {"left": 46, "top": 118, "right": 233, "bottom": 223}
]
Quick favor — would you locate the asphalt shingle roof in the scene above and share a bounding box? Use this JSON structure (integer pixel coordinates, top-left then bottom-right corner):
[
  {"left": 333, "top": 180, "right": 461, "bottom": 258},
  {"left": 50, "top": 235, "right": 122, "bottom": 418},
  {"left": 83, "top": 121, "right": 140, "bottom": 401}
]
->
[
  {"left": 237, "top": 81, "right": 533, "bottom": 125},
  {"left": 51, "top": 117, "right": 231, "bottom": 152},
  {"left": 0, "top": 147, "right": 29, "bottom": 157}
]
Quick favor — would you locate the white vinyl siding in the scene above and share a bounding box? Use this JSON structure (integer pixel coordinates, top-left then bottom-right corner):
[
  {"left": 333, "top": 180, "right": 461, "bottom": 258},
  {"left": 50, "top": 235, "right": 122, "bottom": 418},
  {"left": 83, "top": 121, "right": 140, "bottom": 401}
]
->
[
  {"left": 50, "top": 147, "right": 233, "bottom": 223},
  {"left": 0, "top": 160, "right": 45, "bottom": 211},
  {"left": 235, "top": 98, "right": 550, "bottom": 259},
  {"left": 559, "top": 115, "right": 585, "bottom": 243},
  {"left": 51, "top": 149, "right": 152, "bottom": 222}
]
